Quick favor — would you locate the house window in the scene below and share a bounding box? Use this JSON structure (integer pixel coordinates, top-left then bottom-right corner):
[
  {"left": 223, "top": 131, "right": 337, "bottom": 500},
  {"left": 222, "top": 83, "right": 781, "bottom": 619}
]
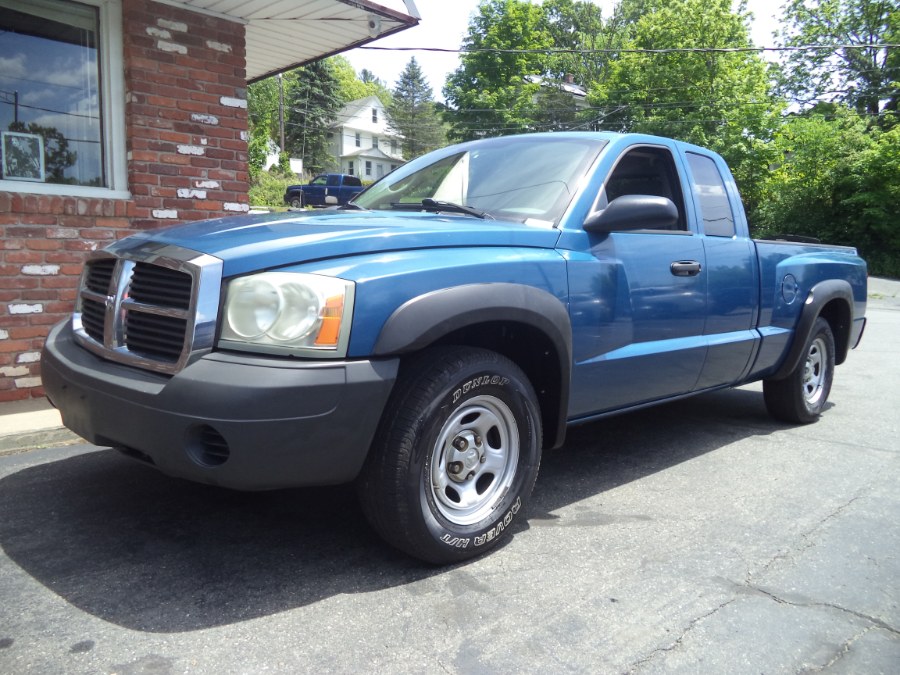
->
[
  {"left": 355, "top": 132, "right": 360, "bottom": 147},
  {"left": 365, "top": 160, "right": 372, "bottom": 177},
  {"left": 348, "top": 160, "right": 354, "bottom": 176},
  {"left": 0, "top": 0, "right": 127, "bottom": 197},
  {"left": 372, "top": 108, "right": 378, "bottom": 123},
  {"left": 390, "top": 139, "right": 397, "bottom": 154},
  {"left": 373, "top": 136, "right": 379, "bottom": 149}
]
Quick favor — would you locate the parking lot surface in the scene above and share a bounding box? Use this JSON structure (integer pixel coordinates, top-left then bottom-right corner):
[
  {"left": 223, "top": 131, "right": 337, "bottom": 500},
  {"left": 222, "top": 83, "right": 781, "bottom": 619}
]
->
[{"left": 0, "top": 297, "right": 897, "bottom": 674}]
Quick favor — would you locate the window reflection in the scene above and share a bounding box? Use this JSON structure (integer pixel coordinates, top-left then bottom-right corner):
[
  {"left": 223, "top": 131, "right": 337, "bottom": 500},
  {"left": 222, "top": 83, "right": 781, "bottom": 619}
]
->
[{"left": 0, "top": 0, "right": 104, "bottom": 186}]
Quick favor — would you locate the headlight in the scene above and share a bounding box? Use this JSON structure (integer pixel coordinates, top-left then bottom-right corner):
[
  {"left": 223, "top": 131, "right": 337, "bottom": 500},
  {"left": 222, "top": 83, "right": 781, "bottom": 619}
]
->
[{"left": 219, "top": 272, "right": 354, "bottom": 357}]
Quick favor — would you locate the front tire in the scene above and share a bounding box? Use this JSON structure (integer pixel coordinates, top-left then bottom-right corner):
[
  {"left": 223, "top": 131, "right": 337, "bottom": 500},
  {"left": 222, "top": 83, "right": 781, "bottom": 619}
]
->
[
  {"left": 764, "top": 317, "right": 835, "bottom": 423},
  {"left": 358, "top": 347, "right": 542, "bottom": 564}
]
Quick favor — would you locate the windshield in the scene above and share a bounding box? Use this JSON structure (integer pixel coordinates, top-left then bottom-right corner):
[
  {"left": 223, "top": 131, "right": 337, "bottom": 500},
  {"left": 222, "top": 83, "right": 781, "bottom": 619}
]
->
[{"left": 352, "top": 135, "right": 607, "bottom": 225}]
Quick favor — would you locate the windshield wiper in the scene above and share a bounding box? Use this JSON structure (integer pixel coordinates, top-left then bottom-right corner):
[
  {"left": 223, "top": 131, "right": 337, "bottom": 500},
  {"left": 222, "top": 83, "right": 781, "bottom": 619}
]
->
[
  {"left": 339, "top": 202, "right": 365, "bottom": 211},
  {"left": 390, "top": 199, "right": 492, "bottom": 219}
]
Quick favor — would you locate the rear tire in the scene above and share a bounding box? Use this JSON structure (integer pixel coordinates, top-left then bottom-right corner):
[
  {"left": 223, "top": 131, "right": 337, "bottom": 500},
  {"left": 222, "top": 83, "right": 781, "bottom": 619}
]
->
[
  {"left": 764, "top": 317, "right": 835, "bottom": 423},
  {"left": 289, "top": 194, "right": 303, "bottom": 208},
  {"left": 358, "top": 346, "right": 542, "bottom": 564}
]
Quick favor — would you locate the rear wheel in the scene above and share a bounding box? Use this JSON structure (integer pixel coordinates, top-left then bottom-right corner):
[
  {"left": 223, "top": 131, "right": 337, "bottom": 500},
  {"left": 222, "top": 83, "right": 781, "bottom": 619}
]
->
[
  {"left": 289, "top": 194, "right": 303, "bottom": 208},
  {"left": 358, "top": 346, "right": 542, "bottom": 564},
  {"left": 764, "top": 317, "right": 835, "bottom": 423}
]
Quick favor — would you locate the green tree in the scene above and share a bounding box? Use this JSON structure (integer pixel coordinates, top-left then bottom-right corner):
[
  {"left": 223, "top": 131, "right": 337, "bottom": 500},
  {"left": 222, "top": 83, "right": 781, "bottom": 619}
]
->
[
  {"left": 757, "top": 108, "right": 900, "bottom": 276},
  {"left": 388, "top": 57, "right": 446, "bottom": 159},
  {"left": 330, "top": 56, "right": 393, "bottom": 107},
  {"left": 284, "top": 59, "right": 343, "bottom": 174},
  {"left": 588, "top": 0, "right": 780, "bottom": 216},
  {"left": 538, "top": 0, "right": 608, "bottom": 87},
  {"left": 777, "top": 0, "right": 899, "bottom": 120},
  {"left": 247, "top": 74, "right": 289, "bottom": 178},
  {"left": 443, "top": 0, "right": 553, "bottom": 140}
]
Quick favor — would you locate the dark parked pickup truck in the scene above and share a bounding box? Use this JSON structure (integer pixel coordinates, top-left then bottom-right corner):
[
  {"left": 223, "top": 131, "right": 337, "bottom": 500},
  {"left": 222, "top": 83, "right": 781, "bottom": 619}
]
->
[
  {"left": 283, "top": 173, "right": 364, "bottom": 208},
  {"left": 43, "top": 132, "right": 867, "bottom": 564}
]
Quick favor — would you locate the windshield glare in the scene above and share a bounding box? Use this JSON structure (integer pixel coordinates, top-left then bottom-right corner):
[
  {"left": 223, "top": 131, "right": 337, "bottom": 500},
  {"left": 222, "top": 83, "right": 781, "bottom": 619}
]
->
[{"left": 352, "top": 136, "right": 607, "bottom": 225}]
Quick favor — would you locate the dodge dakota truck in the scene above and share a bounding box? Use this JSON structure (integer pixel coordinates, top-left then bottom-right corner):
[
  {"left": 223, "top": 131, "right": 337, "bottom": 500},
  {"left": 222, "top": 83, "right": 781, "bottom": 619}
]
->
[
  {"left": 283, "top": 173, "right": 364, "bottom": 208},
  {"left": 42, "top": 132, "right": 867, "bottom": 564}
]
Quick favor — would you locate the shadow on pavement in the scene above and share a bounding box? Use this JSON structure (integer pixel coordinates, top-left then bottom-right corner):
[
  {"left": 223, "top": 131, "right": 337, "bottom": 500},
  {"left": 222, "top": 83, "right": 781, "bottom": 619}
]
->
[{"left": 0, "top": 386, "right": 787, "bottom": 633}]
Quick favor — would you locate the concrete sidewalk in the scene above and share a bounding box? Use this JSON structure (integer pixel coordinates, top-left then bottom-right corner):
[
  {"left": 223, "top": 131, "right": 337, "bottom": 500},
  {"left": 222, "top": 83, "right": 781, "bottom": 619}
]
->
[
  {"left": 0, "top": 397, "right": 80, "bottom": 455},
  {"left": 1, "top": 276, "right": 897, "bottom": 456}
]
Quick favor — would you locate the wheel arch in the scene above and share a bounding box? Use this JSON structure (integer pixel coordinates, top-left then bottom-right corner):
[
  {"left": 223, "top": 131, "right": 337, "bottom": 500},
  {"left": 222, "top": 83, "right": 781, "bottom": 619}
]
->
[
  {"left": 771, "top": 279, "right": 854, "bottom": 380},
  {"left": 373, "top": 283, "right": 572, "bottom": 449}
]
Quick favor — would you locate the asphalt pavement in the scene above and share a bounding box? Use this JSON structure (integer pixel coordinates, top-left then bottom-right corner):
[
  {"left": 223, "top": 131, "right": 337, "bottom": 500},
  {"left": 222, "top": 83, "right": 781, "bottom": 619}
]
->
[{"left": 0, "top": 284, "right": 897, "bottom": 674}]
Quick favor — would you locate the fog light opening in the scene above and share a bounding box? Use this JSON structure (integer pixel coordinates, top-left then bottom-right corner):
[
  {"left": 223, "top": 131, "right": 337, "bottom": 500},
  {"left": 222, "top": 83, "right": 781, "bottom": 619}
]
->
[{"left": 186, "top": 425, "right": 231, "bottom": 467}]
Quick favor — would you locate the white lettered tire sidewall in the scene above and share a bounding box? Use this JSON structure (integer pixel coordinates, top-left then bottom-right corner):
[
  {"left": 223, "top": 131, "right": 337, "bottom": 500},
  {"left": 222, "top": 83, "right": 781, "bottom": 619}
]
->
[
  {"left": 410, "top": 363, "right": 541, "bottom": 558},
  {"left": 359, "top": 346, "right": 542, "bottom": 564}
]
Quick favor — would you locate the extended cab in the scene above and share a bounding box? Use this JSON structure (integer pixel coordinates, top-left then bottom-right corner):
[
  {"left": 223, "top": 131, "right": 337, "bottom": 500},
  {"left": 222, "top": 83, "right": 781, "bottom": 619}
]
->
[
  {"left": 283, "top": 173, "right": 364, "bottom": 208},
  {"left": 42, "top": 132, "right": 867, "bottom": 564}
]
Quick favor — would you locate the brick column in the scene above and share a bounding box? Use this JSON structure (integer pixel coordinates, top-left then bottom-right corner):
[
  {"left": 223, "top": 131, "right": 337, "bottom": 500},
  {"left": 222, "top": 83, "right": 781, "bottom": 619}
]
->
[{"left": 123, "top": 0, "right": 250, "bottom": 227}]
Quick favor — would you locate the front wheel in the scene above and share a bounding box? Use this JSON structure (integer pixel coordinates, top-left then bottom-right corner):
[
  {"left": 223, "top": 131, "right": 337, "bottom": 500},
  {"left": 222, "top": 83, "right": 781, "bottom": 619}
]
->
[
  {"left": 358, "top": 347, "right": 542, "bottom": 564},
  {"left": 764, "top": 317, "right": 835, "bottom": 423}
]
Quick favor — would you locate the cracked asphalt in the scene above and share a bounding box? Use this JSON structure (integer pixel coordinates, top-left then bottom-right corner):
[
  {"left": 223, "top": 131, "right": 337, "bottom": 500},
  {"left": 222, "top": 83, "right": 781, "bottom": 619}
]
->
[{"left": 1, "top": 295, "right": 897, "bottom": 674}]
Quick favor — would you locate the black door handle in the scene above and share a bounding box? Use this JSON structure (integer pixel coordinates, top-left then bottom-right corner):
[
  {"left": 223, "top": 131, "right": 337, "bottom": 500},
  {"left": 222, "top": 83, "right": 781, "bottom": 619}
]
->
[{"left": 670, "top": 260, "right": 702, "bottom": 276}]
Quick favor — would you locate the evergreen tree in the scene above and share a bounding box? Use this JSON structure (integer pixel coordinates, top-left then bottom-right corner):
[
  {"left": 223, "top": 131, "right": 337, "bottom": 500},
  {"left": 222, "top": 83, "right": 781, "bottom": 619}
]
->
[
  {"left": 284, "top": 60, "right": 343, "bottom": 174},
  {"left": 388, "top": 57, "right": 446, "bottom": 159}
]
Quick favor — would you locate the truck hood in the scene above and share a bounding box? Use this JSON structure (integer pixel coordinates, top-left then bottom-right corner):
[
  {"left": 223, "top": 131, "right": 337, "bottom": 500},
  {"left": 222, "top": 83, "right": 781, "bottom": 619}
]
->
[{"left": 133, "top": 209, "right": 563, "bottom": 276}]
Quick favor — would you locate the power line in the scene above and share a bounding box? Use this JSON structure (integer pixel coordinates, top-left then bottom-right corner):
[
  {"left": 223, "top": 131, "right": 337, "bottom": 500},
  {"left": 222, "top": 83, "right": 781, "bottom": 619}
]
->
[{"left": 359, "top": 44, "right": 900, "bottom": 55}]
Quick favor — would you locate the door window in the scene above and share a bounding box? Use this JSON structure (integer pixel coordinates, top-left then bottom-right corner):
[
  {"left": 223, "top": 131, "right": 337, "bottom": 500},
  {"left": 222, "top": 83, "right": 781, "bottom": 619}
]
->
[{"left": 596, "top": 146, "right": 687, "bottom": 230}]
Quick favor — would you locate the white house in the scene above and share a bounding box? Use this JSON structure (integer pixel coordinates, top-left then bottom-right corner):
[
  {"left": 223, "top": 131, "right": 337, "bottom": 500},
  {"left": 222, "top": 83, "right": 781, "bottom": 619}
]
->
[{"left": 331, "top": 95, "right": 404, "bottom": 180}]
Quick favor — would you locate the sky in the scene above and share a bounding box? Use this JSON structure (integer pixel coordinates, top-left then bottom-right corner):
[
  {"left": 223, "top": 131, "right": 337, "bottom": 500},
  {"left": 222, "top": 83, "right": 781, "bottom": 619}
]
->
[{"left": 345, "top": 0, "right": 784, "bottom": 100}]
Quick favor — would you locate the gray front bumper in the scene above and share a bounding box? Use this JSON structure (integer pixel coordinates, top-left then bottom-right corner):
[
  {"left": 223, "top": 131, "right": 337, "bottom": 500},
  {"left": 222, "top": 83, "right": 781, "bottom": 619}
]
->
[{"left": 42, "top": 321, "right": 399, "bottom": 490}]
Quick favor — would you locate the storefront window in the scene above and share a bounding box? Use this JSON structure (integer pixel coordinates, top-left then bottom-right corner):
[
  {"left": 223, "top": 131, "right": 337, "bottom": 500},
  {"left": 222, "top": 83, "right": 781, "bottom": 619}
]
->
[{"left": 0, "top": 0, "right": 125, "bottom": 195}]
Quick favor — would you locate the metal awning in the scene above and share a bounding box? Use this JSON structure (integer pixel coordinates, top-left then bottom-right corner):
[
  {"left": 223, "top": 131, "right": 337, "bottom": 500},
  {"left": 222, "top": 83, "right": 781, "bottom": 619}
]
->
[{"left": 157, "top": 0, "right": 419, "bottom": 83}]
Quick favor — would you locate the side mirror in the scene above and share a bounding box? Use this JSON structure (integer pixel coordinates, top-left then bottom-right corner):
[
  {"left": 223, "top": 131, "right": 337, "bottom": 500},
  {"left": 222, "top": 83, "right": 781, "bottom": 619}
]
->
[{"left": 584, "top": 194, "right": 679, "bottom": 233}]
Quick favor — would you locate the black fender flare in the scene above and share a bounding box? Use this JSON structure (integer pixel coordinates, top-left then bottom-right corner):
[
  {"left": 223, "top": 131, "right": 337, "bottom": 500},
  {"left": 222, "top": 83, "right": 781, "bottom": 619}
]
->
[
  {"left": 373, "top": 283, "right": 572, "bottom": 449},
  {"left": 770, "top": 279, "right": 854, "bottom": 381}
]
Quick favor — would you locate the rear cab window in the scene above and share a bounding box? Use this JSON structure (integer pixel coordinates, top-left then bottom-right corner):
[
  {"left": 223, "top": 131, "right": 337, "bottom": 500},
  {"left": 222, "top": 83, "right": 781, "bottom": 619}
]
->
[{"left": 685, "top": 153, "right": 736, "bottom": 238}]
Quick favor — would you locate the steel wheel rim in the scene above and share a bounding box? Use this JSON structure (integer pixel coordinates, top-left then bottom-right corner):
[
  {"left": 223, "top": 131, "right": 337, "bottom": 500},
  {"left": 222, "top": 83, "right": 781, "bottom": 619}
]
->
[
  {"left": 802, "top": 336, "right": 827, "bottom": 406},
  {"left": 430, "top": 394, "right": 519, "bottom": 526}
]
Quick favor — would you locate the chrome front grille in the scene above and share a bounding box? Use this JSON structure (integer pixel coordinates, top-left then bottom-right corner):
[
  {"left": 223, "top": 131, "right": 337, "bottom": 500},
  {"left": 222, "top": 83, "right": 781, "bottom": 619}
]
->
[
  {"left": 124, "top": 301, "right": 189, "bottom": 361},
  {"left": 85, "top": 258, "right": 115, "bottom": 294},
  {"left": 129, "top": 263, "right": 193, "bottom": 309},
  {"left": 72, "top": 242, "right": 223, "bottom": 375}
]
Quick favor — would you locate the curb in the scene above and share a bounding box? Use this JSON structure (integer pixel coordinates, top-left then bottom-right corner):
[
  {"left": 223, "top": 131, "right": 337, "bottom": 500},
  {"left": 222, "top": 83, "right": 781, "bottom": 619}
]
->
[{"left": 0, "top": 427, "right": 83, "bottom": 456}]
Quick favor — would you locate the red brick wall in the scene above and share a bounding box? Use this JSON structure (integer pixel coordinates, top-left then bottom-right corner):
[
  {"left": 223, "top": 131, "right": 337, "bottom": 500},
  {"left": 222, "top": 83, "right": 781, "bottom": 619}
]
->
[{"left": 0, "top": 0, "right": 249, "bottom": 401}]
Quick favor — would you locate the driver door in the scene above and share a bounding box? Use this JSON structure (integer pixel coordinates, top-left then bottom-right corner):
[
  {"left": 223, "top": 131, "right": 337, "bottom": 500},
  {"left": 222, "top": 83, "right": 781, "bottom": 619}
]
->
[{"left": 565, "top": 144, "right": 708, "bottom": 417}]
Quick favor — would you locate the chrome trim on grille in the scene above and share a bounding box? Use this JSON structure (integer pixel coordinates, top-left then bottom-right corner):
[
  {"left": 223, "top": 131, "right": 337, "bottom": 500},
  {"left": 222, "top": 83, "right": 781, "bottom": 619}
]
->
[{"left": 73, "top": 240, "right": 223, "bottom": 375}]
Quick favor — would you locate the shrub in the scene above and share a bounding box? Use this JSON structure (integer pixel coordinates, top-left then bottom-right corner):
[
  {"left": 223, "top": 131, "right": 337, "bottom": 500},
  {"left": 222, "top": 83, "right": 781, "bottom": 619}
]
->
[{"left": 249, "top": 170, "right": 299, "bottom": 207}]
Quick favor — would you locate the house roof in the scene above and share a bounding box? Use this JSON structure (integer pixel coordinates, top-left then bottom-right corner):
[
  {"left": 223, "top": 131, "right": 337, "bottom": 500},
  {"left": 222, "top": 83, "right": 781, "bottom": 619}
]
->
[
  {"left": 160, "top": 0, "right": 419, "bottom": 83},
  {"left": 341, "top": 146, "right": 396, "bottom": 161},
  {"left": 335, "top": 95, "right": 385, "bottom": 123}
]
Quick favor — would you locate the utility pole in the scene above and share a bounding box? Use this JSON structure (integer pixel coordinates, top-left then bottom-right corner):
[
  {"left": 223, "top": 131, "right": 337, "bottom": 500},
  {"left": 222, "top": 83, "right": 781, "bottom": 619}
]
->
[{"left": 277, "top": 74, "right": 285, "bottom": 153}]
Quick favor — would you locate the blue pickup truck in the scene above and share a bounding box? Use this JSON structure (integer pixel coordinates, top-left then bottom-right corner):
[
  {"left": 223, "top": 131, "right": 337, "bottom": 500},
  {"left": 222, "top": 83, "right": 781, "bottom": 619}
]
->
[
  {"left": 42, "top": 132, "right": 867, "bottom": 563},
  {"left": 283, "top": 173, "right": 364, "bottom": 208}
]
